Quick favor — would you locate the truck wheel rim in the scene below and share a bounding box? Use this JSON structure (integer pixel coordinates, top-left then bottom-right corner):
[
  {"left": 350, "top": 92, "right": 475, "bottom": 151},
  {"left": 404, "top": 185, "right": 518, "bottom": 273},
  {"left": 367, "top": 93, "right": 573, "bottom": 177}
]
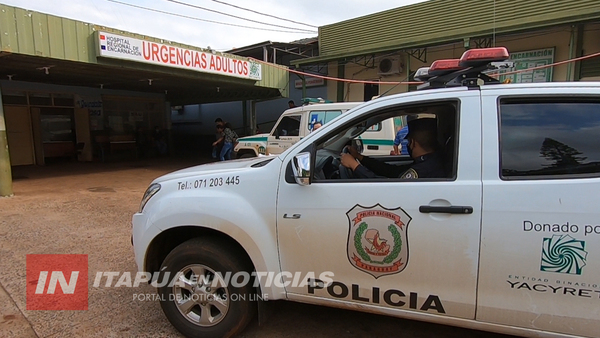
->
[{"left": 171, "top": 264, "right": 230, "bottom": 327}]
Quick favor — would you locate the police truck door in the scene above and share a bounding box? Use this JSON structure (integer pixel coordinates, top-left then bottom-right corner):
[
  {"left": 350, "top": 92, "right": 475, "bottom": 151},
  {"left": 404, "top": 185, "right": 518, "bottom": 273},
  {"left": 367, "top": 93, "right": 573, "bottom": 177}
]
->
[
  {"left": 478, "top": 87, "right": 600, "bottom": 337},
  {"left": 276, "top": 91, "right": 483, "bottom": 320}
]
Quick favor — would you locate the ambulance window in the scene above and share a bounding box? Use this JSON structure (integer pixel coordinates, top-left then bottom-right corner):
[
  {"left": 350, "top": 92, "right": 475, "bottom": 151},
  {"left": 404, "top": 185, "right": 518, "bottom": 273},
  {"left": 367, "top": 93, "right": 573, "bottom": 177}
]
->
[
  {"left": 275, "top": 115, "right": 301, "bottom": 137},
  {"left": 308, "top": 110, "right": 342, "bottom": 129},
  {"left": 365, "top": 121, "right": 383, "bottom": 132},
  {"left": 500, "top": 99, "right": 600, "bottom": 179}
]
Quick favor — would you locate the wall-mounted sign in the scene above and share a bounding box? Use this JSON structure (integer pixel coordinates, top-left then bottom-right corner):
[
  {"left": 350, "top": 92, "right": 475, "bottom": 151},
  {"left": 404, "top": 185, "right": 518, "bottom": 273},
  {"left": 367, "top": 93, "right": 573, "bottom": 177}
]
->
[
  {"left": 75, "top": 95, "right": 103, "bottom": 130},
  {"left": 294, "top": 77, "right": 325, "bottom": 89},
  {"left": 129, "top": 111, "right": 144, "bottom": 123},
  {"left": 97, "top": 32, "right": 262, "bottom": 80},
  {"left": 498, "top": 48, "right": 555, "bottom": 83}
]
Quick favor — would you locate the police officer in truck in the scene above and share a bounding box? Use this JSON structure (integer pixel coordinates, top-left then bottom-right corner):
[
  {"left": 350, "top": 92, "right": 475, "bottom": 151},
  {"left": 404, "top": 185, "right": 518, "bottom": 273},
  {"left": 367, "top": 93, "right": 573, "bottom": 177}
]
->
[{"left": 340, "top": 117, "right": 446, "bottom": 179}]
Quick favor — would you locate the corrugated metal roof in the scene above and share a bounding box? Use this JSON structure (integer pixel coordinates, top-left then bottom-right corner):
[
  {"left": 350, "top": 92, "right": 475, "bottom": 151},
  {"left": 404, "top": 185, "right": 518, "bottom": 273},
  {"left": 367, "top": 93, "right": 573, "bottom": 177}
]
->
[
  {"left": 308, "top": 0, "right": 600, "bottom": 64},
  {"left": 0, "top": 4, "right": 288, "bottom": 101}
]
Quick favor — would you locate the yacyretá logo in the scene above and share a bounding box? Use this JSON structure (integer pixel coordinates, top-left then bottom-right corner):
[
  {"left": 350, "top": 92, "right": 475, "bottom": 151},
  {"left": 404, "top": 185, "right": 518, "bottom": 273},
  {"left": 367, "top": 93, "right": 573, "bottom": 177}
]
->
[
  {"left": 249, "top": 61, "right": 261, "bottom": 80},
  {"left": 346, "top": 204, "right": 411, "bottom": 278}
]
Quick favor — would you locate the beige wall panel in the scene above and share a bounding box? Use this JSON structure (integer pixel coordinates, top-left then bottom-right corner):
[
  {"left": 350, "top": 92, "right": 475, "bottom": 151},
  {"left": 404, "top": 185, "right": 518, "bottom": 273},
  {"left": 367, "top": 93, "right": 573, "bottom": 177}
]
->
[
  {"left": 4, "top": 106, "right": 34, "bottom": 166},
  {"left": 581, "top": 21, "right": 600, "bottom": 80},
  {"left": 582, "top": 23, "right": 600, "bottom": 53},
  {"left": 345, "top": 83, "right": 363, "bottom": 102},
  {"left": 379, "top": 84, "right": 406, "bottom": 96}
]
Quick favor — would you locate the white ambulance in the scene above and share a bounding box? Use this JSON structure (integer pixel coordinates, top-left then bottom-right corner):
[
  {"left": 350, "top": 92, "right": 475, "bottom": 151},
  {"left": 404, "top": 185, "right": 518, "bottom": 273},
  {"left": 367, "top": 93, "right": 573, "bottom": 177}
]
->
[
  {"left": 132, "top": 47, "right": 600, "bottom": 338},
  {"left": 234, "top": 101, "right": 396, "bottom": 158}
]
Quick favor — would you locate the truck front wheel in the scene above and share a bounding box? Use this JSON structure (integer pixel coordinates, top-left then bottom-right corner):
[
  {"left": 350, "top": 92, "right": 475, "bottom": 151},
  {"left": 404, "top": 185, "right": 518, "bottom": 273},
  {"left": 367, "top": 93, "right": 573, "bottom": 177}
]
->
[{"left": 157, "top": 237, "right": 256, "bottom": 338}]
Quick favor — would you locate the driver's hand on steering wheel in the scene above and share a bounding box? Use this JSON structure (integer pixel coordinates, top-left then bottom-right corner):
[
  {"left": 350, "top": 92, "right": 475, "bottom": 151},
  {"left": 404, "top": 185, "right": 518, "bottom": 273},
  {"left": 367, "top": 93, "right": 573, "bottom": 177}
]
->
[{"left": 340, "top": 153, "right": 360, "bottom": 171}]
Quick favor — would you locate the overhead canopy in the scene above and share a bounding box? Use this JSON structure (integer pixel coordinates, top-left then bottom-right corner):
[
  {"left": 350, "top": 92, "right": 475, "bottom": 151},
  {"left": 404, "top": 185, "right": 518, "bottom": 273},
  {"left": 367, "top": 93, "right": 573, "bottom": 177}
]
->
[
  {"left": 226, "top": 38, "right": 319, "bottom": 62},
  {"left": 0, "top": 4, "right": 288, "bottom": 105}
]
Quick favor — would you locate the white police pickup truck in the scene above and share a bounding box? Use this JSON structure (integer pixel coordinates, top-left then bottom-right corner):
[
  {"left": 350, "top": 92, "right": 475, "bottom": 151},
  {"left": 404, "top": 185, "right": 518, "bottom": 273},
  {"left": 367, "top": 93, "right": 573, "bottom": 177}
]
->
[
  {"left": 132, "top": 47, "right": 600, "bottom": 338},
  {"left": 233, "top": 101, "right": 396, "bottom": 158}
]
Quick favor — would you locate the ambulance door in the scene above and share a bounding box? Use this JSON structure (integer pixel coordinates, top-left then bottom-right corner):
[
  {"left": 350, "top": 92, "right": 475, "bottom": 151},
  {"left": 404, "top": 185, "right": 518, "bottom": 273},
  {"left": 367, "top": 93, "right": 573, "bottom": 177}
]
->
[{"left": 266, "top": 113, "right": 303, "bottom": 155}]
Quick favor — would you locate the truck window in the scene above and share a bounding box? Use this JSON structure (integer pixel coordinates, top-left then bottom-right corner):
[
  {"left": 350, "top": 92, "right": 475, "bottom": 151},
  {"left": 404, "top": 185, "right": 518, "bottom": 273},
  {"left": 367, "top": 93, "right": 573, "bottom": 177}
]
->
[
  {"left": 312, "top": 102, "right": 458, "bottom": 181},
  {"left": 500, "top": 99, "right": 600, "bottom": 178}
]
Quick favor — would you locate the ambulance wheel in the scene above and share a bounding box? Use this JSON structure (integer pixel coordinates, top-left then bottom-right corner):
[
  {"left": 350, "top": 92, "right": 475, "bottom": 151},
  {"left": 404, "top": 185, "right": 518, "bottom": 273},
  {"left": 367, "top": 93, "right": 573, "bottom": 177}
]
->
[
  {"left": 239, "top": 153, "right": 255, "bottom": 159},
  {"left": 158, "top": 237, "right": 256, "bottom": 338}
]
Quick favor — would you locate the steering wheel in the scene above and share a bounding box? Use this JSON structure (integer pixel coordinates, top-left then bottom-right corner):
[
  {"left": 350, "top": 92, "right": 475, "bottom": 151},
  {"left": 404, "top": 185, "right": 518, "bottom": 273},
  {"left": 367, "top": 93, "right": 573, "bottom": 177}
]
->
[{"left": 337, "top": 145, "right": 357, "bottom": 179}]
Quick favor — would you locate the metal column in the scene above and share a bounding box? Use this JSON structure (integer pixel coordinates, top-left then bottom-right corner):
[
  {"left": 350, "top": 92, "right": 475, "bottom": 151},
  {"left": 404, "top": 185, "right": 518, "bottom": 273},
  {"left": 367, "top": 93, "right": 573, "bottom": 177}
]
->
[
  {"left": 0, "top": 91, "right": 13, "bottom": 197},
  {"left": 242, "top": 101, "right": 248, "bottom": 135},
  {"left": 250, "top": 101, "right": 257, "bottom": 134},
  {"left": 336, "top": 61, "right": 346, "bottom": 102}
]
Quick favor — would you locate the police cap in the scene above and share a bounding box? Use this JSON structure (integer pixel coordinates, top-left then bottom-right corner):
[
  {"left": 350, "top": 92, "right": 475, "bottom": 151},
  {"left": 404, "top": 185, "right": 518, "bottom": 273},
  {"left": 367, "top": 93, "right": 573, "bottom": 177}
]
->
[{"left": 404, "top": 117, "right": 437, "bottom": 140}]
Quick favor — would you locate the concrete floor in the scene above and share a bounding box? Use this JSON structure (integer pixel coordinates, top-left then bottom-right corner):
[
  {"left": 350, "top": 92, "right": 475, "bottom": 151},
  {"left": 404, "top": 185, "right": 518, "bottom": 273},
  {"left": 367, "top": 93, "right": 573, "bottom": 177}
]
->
[{"left": 0, "top": 157, "right": 513, "bottom": 338}]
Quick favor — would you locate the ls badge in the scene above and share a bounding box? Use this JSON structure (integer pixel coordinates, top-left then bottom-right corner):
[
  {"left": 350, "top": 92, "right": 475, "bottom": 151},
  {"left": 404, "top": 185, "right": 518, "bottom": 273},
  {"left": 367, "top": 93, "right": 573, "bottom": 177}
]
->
[{"left": 346, "top": 204, "right": 411, "bottom": 278}]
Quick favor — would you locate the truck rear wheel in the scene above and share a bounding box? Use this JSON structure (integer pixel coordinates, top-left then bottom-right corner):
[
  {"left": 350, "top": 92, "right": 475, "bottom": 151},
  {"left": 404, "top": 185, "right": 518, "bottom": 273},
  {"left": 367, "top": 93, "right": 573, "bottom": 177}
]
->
[{"left": 157, "top": 237, "right": 256, "bottom": 338}]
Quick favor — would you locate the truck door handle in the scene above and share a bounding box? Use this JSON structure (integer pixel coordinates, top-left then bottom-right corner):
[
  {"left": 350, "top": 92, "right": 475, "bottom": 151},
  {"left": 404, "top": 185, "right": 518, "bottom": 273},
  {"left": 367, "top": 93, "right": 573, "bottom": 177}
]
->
[
  {"left": 419, "top": 205, "right": 473, "bottom": 214},
  {"left": 283, "top": 213, "right": 301, "bottom": 219}
]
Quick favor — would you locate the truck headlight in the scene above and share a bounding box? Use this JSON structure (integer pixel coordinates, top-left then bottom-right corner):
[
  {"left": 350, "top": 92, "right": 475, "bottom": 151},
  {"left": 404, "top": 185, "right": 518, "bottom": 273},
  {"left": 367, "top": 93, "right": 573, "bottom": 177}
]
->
[{"left": 139, "top": 183, "right": 161, "bottom": 213}]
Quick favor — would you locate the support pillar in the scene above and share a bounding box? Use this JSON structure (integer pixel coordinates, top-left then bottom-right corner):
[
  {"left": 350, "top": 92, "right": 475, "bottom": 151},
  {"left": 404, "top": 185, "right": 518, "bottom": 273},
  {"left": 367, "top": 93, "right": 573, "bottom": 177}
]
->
[
  {"left": 242, "top": 101, "right": 248, "bottom": 135},
  {"left": 567, "top": 26, "right": 576, "bottom": 81},
  {"left": 302, "top": 76, "right": 307, "bottom": 100},
  {"left": 336, "top": 61, "right": 346, "bottom": 102},
  {"left": 406, "top": 52, "right": 411, "bottom": 92},
  {"left": 250, "top": 101, "right": 257, "bottom": 134},
  {"left": 0, "top": 91, "right": 13, "bottom": 197},
  {"left": 573, "top": 24, "right": 584, "bottom": 81},
  {"left": 165, "top": 101, "right": 172, "bottom": 156}
]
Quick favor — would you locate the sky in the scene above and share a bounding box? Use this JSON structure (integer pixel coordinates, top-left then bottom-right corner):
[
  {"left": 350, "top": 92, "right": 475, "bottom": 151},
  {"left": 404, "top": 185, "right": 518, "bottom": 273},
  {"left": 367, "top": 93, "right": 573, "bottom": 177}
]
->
[{"left": 1, "top": 0, "right": 427, "bottom": 51}]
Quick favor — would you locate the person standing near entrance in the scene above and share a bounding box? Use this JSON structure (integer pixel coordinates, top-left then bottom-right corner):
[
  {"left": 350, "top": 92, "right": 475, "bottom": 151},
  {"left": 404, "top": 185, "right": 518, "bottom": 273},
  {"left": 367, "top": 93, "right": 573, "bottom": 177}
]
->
[
  {"left": 213, "top": 122, "right": 238, "bottom": 161},
  {"left": 288, "top": 100, "right": 296, "bottom": 109},
  {"left": 212, "top": 118, "right": 224, "bottom": 159},
  {"left": 152, "top": 126, "right": 167, "bottom": 156}
]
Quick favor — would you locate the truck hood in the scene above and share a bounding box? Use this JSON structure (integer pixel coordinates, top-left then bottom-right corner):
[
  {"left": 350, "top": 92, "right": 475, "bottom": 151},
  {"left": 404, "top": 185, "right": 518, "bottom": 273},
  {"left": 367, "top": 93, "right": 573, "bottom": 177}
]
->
[{"left": 153, "top": 156, "right": 278, "bottom": 183}]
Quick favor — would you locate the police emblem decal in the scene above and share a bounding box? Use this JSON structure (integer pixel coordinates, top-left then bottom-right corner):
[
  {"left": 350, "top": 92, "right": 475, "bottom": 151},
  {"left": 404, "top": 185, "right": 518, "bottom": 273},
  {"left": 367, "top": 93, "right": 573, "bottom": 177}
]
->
[
  {"left": 401, "top": 168, "right": 418, "bottom": 179},
  {"left": 346, "top": 204, "right": 411, "bottom": 278}
]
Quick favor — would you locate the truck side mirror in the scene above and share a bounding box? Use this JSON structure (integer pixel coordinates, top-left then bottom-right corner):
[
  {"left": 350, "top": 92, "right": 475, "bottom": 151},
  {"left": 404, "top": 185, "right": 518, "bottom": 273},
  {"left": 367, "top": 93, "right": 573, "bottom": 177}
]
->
[{"left": 292, "top": 152, "right": 311, "bottom": 186}]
